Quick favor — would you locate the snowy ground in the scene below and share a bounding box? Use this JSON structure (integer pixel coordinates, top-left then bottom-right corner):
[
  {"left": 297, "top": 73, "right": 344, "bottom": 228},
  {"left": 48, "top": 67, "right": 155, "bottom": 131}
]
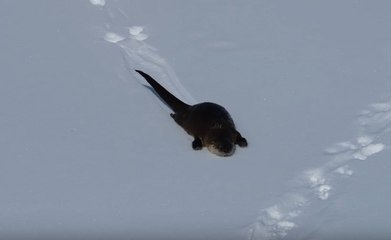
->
[{"left": 1, "top": 1, "right": 391, "bottom": 239}]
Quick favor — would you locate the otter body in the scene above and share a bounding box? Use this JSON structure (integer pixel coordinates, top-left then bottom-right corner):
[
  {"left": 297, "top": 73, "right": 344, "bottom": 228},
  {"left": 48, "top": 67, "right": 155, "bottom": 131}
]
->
[{"left": 135, "top": 70, "right": 247, "bottom": 156}]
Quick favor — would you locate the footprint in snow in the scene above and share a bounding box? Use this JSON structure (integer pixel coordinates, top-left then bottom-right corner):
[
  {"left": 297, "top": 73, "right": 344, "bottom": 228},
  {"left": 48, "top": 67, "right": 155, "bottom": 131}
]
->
[
  {"left": 129, "top": 26, "right": 149, "bottom": 41},
  {"left": 324, "top": 135, "right": 385, "bottom": 161},
  {"left": 248, "top": 100, "right": 391, "bottom": 240},
  {"left": 89, "top": 0, "right": 105, "bottom": 6}
]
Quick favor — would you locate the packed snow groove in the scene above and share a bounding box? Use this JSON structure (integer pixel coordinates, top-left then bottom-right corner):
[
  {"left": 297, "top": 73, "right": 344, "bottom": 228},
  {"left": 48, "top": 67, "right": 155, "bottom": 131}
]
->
[
  {"left": 105, "top": 28, "right": 197, "bottom": 106},
  {"left": 103, "top": 17, "right": 197, "bottom": 106},
  {"left": 96, "top": 1, "right": 197, "bottom": 107},
  {"left": 248, "top": 100, "right": 391, "bottom": 240}
]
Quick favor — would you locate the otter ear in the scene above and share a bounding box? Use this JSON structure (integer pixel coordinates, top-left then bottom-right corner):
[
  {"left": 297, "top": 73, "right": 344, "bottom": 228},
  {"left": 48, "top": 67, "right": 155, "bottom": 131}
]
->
[
  {"left": 192, "top": 137, "right": 203, "bottom": 150},
  {"left": 235, "top": 131, "right": 248, "bottom": 147}
]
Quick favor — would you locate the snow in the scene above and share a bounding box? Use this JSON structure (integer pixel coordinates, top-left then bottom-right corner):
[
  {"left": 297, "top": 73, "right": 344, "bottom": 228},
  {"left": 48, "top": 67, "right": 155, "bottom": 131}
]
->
[
  {"left": 89, "top": 0, "right": 105, "bottom": 7},
  {"left": 128, "top": 26, "right": 148, "bottom": 41},
  {"left": 1, "top": 0, "right": 391, "bottom": 239},
  {"left": 104, "top": 32, "right": 125, "bottom": 43}
]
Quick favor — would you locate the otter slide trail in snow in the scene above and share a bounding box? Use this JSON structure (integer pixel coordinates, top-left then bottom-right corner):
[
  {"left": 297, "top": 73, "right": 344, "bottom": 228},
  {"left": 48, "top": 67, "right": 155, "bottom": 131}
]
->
[
  {"left": 105, "top": 29, "right": 197, "bottom": 110},
  {"left": 99, "top": 1, "right": 197, "bottom": 110},
  {"left": 105, "top": 28, "right": 197, "bottom": 106},
  {"left": 1, "top": 1, "right": 391, "bottom": 239}
]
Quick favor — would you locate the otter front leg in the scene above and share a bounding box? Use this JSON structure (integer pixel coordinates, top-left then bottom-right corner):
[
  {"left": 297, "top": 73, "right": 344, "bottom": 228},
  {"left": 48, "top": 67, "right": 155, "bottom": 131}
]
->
[
  {"left": 235, "top": 130, "right": 248, "bottom": 147},
  {"left": 192, "top": 137, "right": 203, "bottom": 150}
]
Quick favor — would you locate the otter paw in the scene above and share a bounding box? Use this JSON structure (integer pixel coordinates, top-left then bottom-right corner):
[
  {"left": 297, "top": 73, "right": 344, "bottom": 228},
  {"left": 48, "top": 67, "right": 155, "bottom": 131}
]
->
[
  {"left": 237, "top": 137, "right": 248, "bottom": 147},
  {"left": 192, "top": 138, "right": 203, "bottom": 150}
]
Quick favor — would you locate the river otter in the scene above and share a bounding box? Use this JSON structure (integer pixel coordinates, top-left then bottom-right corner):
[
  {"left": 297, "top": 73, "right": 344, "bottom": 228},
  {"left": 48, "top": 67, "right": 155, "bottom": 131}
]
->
[{"left": 135, "top": 70, "right": 247, "bottom": 156}]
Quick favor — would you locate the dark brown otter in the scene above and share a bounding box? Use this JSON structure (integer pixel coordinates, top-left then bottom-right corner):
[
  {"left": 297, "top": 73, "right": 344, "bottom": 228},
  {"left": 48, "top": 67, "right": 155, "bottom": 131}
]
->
[{"left": 135, "top": 70, "right": 247, "bottom": 156}]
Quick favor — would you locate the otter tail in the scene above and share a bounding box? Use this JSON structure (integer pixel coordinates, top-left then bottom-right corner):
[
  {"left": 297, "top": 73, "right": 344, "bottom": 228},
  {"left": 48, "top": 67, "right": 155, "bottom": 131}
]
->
[{"left": 135, "top": 70, "right": 190, "bottom": 113}]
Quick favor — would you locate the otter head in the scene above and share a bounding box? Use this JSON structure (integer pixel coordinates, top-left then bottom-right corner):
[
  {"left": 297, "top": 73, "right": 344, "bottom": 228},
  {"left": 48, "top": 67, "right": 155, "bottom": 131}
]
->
[{"left": 203, "top": 128, "right": 236, "bottom": 157}]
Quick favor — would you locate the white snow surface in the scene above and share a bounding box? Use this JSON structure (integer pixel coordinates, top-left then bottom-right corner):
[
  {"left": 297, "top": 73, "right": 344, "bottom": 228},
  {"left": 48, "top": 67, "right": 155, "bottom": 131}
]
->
[
  {"left": 89, "top": 0, "right": 105, "bottom": 7},
  {"left": 1, "top": 1, "right": 391, "bottom": 240}
]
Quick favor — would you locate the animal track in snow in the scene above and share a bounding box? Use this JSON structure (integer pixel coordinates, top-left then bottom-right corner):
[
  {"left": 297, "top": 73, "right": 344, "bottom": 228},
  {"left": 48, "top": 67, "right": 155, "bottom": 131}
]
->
[
  {"left": 335, "top": 165, "right": 354, "bottom": 176},
  {"left": 103, "top": 26, "right": 196, "bottom": 107},
  {"left": 91, "top": 0, "right": 195, "bottom": 107},
  {"left": 353, "top": 142, "right": 385, "bottom": 160},
  {"left": 104, "top": 26, "right": 148, "bottom": 43},
  {"left": 89, "top": 0, "right": 105, "bottom": 6},
  {"left": 305, "top": 169, "right": 332, "bottom": 200},
  {"left": 325, "top": 136, "right": 385, "bottom": 161},
  {"left": 104, "top": 32, "right": 125, "bottom": 43},
  {"left": 128, "top": 26, "right": 143, "bottom": 35},
  {"left": 128, "top": 26, "right": 149, "bottom": 41},
  {"left": 248, "top": 100, "right": 391, "bottom": 240},
  {"left": 248, "top": 195, "right": 307, "bottom": 240}
]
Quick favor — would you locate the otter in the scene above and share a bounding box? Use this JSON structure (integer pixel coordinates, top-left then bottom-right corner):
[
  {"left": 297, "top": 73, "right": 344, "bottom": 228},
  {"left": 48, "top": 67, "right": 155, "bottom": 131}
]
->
[{"left": 135, "top": 70, "right": 247, "bottom": 156}]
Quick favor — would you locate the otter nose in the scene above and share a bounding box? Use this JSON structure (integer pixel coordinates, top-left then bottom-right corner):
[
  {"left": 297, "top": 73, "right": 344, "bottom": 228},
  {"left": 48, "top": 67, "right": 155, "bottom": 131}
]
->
[{"left": 217, "top": 142, "right": 233, "bottom": 153}]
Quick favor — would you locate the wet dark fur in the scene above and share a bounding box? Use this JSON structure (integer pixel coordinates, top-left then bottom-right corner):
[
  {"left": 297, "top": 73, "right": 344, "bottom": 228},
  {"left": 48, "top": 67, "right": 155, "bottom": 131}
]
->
[{"left": 135, "top": 70, "right": 247, "bottom": 156}]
